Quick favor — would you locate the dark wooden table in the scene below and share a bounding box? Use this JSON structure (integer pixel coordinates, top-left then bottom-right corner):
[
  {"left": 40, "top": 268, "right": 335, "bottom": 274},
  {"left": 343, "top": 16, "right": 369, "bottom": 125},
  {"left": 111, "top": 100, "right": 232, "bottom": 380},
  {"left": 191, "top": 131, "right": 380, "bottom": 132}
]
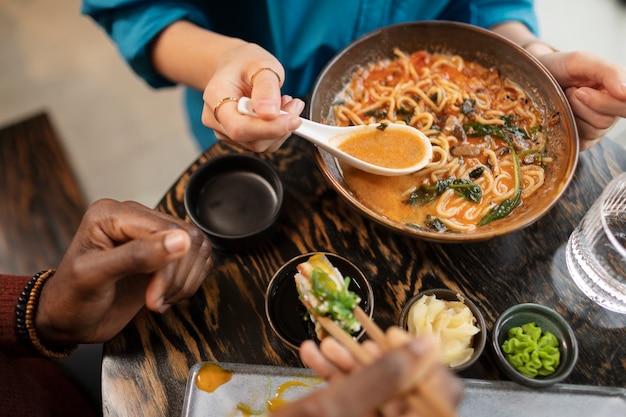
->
[
  {"left": 101, "top": 136, "right": 626, "bottom": 417},
  {"left": 0, "top": 113, "right": 87, "bottom": 275}
]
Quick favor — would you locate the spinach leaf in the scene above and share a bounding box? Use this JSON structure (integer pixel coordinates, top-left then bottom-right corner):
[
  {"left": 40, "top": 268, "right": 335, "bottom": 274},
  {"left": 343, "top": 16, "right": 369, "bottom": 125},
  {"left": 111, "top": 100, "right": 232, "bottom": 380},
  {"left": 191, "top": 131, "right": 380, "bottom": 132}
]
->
[
  {"left": 406, "top": 177, "right": 482, "bottom": 205},
  {"left": 425, "top": 216, "right": 448, "bottom": 232},
  {"left": 469, "top": 166, "right": 485, "bottom": 179},
  {"left": 396, "top": 105, "right": 414, "bottom": 123},
  {"left": 478, "top": 144, "right": 522, "bottom": 226},
  {"left": 463, "top": 116, "right": 524, "bottom": 225},
  {"left": 449, "top": 179, "right": 482, "bottom": 203},
  {"left": 406, "top": 178, "right": 453, "bottom": 205},
  {"left": 500, "top": 115, "right": 528, "bottom": 141},
  {"left": 463, "top": 122, "right": 505, "bottom": 139},
  {"left": 463, "top": 115, "right": 528, "bottom": 142},
  {"left": 364, "top": 108, "right": 388, "bottom": 119}
]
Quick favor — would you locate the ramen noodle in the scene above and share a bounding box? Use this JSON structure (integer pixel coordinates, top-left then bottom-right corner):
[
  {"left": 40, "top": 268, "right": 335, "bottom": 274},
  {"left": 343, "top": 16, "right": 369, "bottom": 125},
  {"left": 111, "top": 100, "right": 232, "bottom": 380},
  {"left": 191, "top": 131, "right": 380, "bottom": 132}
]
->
[{"left": 330, "top": 48, "right": 551, "bottom": 232}]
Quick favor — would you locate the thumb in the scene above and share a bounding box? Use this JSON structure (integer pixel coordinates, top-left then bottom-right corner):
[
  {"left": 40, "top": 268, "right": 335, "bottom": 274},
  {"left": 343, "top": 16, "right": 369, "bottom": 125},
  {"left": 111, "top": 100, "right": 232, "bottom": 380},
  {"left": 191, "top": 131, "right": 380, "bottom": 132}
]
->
[
  {"left": 83, "top": 229, "right": 191, "bottom": 280},
  {"left": 607, "top": 68, "right": 626, "bottom": 100}
]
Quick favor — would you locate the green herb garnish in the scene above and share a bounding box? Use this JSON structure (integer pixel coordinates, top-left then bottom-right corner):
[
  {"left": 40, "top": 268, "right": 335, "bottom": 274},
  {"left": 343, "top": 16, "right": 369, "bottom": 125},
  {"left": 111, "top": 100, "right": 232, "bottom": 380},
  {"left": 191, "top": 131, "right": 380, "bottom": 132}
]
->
[{"left": 310, "top": 268, "right": 361, "bottom": 334}]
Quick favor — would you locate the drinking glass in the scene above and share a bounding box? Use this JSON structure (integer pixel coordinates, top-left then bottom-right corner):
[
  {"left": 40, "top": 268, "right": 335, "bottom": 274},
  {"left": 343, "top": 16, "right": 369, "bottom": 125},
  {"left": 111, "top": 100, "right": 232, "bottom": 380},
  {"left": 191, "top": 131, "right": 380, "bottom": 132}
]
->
[{"left": 566, "top": 172, "right": 626, "bottom": 314}]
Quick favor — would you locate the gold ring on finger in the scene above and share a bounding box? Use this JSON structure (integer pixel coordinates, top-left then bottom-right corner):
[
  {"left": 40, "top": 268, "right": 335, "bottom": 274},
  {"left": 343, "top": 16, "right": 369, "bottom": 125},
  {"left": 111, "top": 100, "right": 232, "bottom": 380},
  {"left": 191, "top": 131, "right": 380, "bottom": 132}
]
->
[
  {"left": 213, "top": 97, "right": 239, "bottom": 125},
  {"left": 250, "top": 67, "right": 282, "bottom": 88}
]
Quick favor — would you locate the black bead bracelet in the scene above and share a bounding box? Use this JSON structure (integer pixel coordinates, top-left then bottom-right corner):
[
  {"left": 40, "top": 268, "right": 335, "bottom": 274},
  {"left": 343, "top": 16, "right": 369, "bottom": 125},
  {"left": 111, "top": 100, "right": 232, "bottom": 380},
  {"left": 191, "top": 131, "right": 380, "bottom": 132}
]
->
[{"left": 15, "top": 269, "right": 77, "bottom": 359}]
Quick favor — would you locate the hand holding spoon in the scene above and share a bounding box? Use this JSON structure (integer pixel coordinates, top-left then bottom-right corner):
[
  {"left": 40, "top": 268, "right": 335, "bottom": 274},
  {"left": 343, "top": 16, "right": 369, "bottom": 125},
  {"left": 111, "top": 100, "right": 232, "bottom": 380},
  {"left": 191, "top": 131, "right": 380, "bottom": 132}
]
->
[{"left": 237, "top": 97, "right": 432, "bottom": 176}]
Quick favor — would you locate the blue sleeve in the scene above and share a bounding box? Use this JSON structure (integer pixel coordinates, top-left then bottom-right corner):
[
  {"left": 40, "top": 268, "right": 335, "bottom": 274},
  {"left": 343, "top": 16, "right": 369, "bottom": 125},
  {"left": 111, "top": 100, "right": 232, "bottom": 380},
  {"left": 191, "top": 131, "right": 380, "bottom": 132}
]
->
[
  {"left": 81, "top": 1, "right": 210, "bottom": 88},
  {"left": 439, "top": 0, "right": 539, "bottom": 36}
]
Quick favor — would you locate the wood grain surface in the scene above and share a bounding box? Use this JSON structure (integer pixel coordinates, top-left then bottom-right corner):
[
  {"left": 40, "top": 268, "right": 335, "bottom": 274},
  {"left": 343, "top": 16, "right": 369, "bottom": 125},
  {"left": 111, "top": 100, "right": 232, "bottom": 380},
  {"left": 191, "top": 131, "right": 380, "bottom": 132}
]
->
[
  {"left": 102, "top": 136, "right": 626, "bottom": 417},
  {"left": 0, "top": 113, "right": 86, "bottom": 275}
]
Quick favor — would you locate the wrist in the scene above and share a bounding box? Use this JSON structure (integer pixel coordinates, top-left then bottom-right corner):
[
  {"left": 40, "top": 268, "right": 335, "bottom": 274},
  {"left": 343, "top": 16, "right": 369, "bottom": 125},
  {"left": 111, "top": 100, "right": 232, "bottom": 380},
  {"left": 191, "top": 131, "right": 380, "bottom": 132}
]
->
[{"left": 15, "top": 269, "right": 77, "bottom": 359}]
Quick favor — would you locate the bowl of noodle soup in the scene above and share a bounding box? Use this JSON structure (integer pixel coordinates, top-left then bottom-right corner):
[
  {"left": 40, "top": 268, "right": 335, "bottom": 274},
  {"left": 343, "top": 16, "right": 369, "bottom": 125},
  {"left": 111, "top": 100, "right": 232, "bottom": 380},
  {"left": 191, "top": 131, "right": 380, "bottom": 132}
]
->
[{"left": 309, "top": 21, "right": 578, "bottom": 242}]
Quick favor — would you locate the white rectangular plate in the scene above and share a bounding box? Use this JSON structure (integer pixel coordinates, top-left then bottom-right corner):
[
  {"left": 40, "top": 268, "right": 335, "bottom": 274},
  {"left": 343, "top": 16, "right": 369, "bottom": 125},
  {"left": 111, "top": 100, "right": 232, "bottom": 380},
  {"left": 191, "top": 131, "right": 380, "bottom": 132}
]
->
[{"left": 182, "top": 361, "right": 626, "bottom": 417}]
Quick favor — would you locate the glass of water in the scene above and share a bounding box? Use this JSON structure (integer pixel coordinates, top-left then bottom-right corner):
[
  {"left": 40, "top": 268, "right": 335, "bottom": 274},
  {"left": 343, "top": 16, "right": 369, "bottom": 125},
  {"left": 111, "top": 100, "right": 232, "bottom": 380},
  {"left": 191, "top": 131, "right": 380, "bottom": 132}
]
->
[{"left": 566, "top": 172, "right": 626, "bottom": 314}]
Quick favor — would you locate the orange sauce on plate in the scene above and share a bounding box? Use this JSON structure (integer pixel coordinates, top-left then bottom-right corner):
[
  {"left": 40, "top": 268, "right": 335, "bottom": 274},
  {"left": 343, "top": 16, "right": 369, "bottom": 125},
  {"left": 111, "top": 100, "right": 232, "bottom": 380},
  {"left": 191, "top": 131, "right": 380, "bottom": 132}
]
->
[
  {"left": 195, "top": 363, "right": 233, "bottom": 393},
  {"left": 194, "top": 363, "right": 321, "bottom": 416},
  {"left": 267, "top": 381, "right": 314, "bottom": 412}
]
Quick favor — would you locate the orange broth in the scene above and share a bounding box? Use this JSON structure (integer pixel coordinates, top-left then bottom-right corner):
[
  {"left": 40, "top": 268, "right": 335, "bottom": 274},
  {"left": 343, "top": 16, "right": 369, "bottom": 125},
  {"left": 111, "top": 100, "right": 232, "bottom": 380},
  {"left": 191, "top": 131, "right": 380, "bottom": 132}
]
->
[
  {"left": 332, "top": 49, "right": 544, "bottom": 231},
  {"left": 336, "top": 127, "right": 429, "bottom": 169},
  {"left": 339, "top": 135, "right": 516, "bottom": 227}
]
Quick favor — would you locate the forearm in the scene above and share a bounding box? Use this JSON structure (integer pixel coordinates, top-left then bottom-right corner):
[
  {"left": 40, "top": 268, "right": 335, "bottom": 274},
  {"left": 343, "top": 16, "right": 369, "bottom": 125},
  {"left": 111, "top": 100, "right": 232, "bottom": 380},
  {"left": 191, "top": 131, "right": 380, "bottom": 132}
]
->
[
  {"left": 490, "top": 21, "right": 557, "bottom": 57},
  {"left": 151, "top": 20, "right": 248, "bottom": 91}
]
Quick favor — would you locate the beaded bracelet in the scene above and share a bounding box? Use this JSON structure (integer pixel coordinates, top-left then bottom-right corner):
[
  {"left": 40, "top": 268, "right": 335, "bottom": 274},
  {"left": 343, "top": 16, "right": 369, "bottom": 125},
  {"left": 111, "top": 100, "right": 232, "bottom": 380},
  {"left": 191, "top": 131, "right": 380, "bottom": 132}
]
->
[{"left": 15, "top": 269, "right": 78, "bottom": 359}]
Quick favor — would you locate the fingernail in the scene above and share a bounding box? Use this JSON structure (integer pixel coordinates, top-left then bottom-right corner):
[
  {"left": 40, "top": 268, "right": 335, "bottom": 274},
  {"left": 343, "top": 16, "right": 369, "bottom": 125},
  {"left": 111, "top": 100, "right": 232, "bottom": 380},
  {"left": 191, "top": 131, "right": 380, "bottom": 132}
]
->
[
  {"left": 295, "top": 100, "right": 305, "bottom": 114},
  {"left": 158, "top": 303, "right": 172, "bottom": 313},
  {"left": 575, "top": 88, "right": 589, "bottom": 103},
  {"left": 164, "top": 231, "right": 186, "bottom": 253},
  {"left": 154, "top": 296, "right": 171, "bottom": 313}
]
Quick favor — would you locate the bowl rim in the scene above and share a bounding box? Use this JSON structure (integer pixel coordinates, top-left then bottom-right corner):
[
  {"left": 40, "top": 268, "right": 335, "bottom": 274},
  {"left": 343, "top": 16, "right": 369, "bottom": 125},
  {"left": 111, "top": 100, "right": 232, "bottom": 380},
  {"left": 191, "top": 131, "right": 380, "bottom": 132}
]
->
[
  {"left": 491, "top": 303, "right": 579, "bottom": 388},
  {"left": 309, "top": 20, "right": 579, "bottom": 243},
  {"left": 399, "top": 288, "right": 487, "bottom": 371},
  {"left": 183, "top": 153, "right": 284, "bottom": 241},
  {"left": 265, "top": 251, "right": 374, "bottom": 351}
]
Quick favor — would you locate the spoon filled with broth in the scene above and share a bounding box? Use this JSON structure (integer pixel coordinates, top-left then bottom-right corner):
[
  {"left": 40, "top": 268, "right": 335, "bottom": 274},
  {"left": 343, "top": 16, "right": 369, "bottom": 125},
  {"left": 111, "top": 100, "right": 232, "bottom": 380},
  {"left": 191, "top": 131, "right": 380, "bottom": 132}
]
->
[{"left": 237, "top": 97, "right": 432, "bottom": 176}]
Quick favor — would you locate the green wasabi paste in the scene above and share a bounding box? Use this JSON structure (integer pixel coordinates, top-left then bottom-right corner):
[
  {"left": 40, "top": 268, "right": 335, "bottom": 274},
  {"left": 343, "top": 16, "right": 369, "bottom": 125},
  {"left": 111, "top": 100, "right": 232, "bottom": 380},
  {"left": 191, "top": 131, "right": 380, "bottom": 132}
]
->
[{"left": 501, "top": 322, "right": 560, "bottom": 378}]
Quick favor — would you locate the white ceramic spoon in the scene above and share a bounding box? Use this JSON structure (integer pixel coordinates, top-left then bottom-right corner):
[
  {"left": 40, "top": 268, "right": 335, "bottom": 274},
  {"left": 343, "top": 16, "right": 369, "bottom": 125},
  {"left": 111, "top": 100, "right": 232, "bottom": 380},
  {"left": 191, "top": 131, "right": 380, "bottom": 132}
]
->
[{"left": 237, "top": 97, "right": 432, "bottom": 176}]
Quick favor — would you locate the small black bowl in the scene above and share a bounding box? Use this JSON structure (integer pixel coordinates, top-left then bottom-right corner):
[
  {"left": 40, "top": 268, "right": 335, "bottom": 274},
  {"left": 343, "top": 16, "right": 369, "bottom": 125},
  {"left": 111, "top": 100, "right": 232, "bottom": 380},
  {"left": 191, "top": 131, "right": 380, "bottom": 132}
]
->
[
  {"left": 492, "top": 303, "right": 578, "bottom": 388},
  {"left": 184, "top": 154, "right": 283, "bottom": 251},
  {"left": 265, "top": 252, "right": 374, "bottom": 351}
]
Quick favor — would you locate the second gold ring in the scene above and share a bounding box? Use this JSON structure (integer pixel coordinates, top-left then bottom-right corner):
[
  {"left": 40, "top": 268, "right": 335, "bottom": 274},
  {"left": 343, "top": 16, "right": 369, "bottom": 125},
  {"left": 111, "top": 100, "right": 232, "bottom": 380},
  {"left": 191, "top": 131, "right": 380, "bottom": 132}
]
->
[
  {"left": 213, "top": 97, "right": 239, "bottom": 125},
  {"left": 250, "top": 67, "right": 283, "bottom": 87}
]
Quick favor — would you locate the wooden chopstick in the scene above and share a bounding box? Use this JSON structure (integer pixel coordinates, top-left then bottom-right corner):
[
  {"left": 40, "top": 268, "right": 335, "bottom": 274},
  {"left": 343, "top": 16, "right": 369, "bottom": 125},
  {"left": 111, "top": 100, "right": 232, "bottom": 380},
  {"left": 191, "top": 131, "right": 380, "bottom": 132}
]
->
[
  {"left": 353, "top": 308, "right": 457, "bottom": 417},
  {"left": 299, "top": 297, "right": 373, "bottom": 364},
  {"left": 313, "top": 306, "right": 456, "bottom": 417},
  {"left": 315, "top": 315, "right": 374, "bottom": 365},
  {"left": 354, "top": 307, "right": 390, "bottom": 351}
]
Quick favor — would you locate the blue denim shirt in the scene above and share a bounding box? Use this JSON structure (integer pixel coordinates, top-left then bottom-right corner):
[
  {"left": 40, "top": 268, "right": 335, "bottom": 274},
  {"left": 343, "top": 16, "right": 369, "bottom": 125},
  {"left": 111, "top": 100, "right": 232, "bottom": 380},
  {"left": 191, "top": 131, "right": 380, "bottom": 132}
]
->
[{"left": 82, "top": 0, "right": 539, "bottom": 149}]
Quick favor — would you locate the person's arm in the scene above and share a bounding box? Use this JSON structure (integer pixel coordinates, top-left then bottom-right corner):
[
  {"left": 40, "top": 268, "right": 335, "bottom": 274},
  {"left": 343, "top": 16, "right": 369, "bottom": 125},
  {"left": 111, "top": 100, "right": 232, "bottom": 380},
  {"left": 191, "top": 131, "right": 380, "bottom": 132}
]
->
[
  {"left": 150, "top": 21, "right": 252, "bottom": 91},
  {"left": 490, "top": 21, "right": 557, "bottom": 56},
  {"left": 82, "top": 1, "right": 304, "bottom": 152},
  {"left": 11, "top": 199, "right": 212, "bottom": 352},
  {"left": 0, "top": 275, "right": 31, "bottom": 350},
  {"left": 150, "top": 20, "right": 303, "bottom": 152}
]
